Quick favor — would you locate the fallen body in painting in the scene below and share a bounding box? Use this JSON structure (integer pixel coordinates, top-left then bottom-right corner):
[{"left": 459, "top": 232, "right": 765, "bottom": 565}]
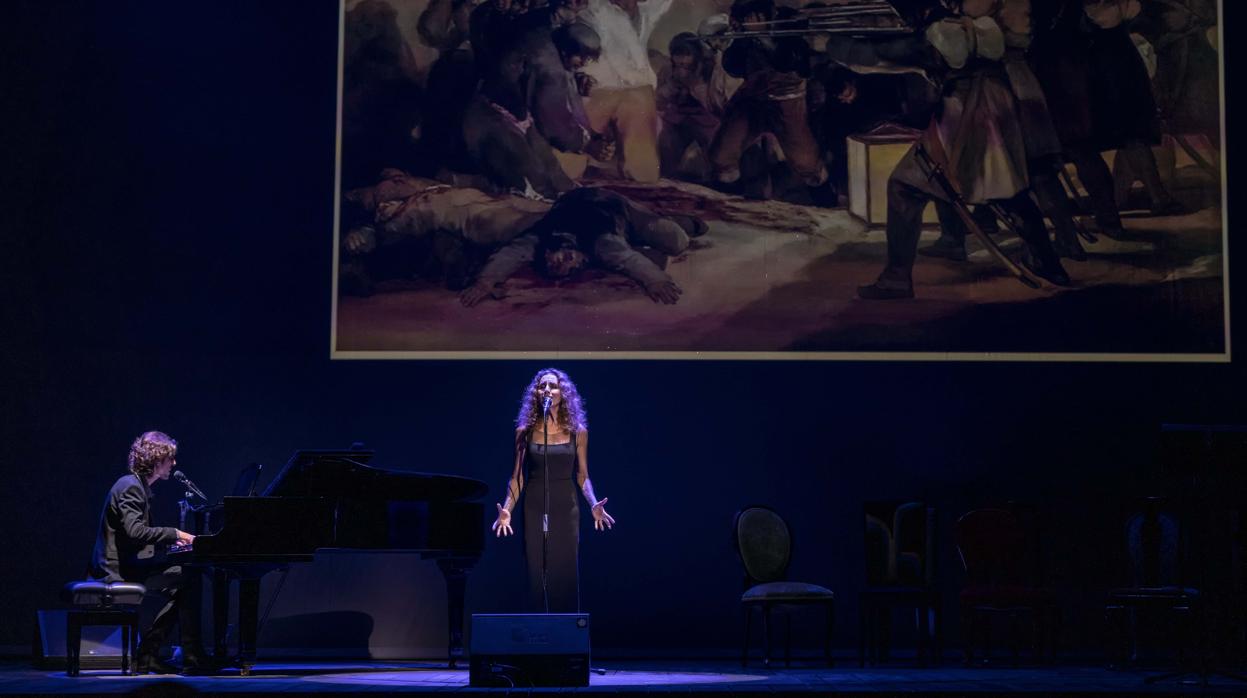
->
[{"left": 334, "top": 169, "right": 1225, "bottom": 357}]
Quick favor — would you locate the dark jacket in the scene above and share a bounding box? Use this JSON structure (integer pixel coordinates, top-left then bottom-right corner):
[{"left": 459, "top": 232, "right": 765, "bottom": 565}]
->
[
  {"left": 89, "top": 474, "right": 178, "bottom": 582},
  {"left": 474, "top": 188, "right": 676, "bottom": 291},
  {"left": 722, "top": 14, "right": 812, "bottom": 101},
  {"left": 478, "top": 10, "right": 593, "bottom": 153}
]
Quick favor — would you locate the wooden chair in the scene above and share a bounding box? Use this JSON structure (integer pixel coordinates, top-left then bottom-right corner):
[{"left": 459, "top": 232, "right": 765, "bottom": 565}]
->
[
  {"left": 734, "top": 506, "right": 835, "bottom": 667},
  {"left": 859, "top": 501, "right": 940, "bottom": 665}
]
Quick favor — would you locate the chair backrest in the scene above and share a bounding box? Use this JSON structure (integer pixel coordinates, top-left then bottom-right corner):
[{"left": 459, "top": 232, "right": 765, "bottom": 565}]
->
[
  {"left": 1124, "top": 497, "right": 1183, "bottom": 587},
  {"left": 865, "top": 500, "right": 935, "bottom": 587},
  {"left": 733, "top": 506, "right": 792, "bottom": 586},
  {"left": 956, "top": 508, "right": 1029, "bottom": 587}
]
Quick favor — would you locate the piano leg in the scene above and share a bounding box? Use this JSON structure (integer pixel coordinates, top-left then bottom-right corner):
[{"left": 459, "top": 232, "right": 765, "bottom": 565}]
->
[
  {"left": 238, "top": 577, "right": 260, "bottom": 676},
  {"left": 437, "top": 558, "right": 472, "bottom": 668},
  {"left": 212, "top": 568, "right": 231, "bottom": 663}
]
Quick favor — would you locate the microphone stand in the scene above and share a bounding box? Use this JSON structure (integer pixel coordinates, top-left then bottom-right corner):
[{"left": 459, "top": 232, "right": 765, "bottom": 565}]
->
[
  {"left": 174, "top": 473, "right": 210, "bottom": 546},
  {"left": 542, "top": 401, "right": 551, "bottom": 615},
  {"left": 177, "top": 490, "right": 209, "bottom": 534}
]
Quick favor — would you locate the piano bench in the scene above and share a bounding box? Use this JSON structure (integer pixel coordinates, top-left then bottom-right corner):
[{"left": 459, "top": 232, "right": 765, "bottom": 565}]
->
[{"left": 60, "top": 581, "right": 145, "bottom": 677}]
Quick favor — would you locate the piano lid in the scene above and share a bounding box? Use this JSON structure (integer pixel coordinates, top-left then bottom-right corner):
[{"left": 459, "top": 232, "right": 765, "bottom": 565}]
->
[{"left": 262, "top": 449, "right": 488, "bottom": 502}]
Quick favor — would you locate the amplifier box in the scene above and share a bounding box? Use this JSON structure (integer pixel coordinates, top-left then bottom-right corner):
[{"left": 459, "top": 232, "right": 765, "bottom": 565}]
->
[{"left": 469, "top": 613, "right": 590, "bottom": 687}]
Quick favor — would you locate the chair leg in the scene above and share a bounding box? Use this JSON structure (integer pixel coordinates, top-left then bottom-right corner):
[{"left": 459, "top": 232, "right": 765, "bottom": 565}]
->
[
  {"left": 742, "top": 606, "right": 752, "bottom": 667},
  {"left": 933, "top": 603, "right": 943, "bottom": 666},
  {"left": 879, "top": 607, "right": 892, "bottom": 663},
  {"left": 1049, "top": 605, "right": 1061, "bottom": 664},
  {"left": 121, "top": 623, "right": 130, "bottom": 675},
  {"left": 960, "top": 606, "right": 974, "bottom": 665},
  {"left": 1009, "top": 611, "right": 1021, "bottom": 666},
  {"left": 983, "top": 612, "right": 995, "bottom": 663},
  {"left": 1031, "top": 610, "right": 1044, "bottom": 664},
  {"left": 762, "top": 604, "right": 772, "bottom": 667},
  {"left": 1104, "top": 605, "right": 1120, "bottom": 667},
  {"left": 870, "top": 606, "right": 882, "bottom": 665},
  {"left": 130, "top": 616, "right": 140, "bottom": 672},
  {"left": 1178, "top": 606, "right": 1191, "bottom": 667},
  {"left": 785, "top": 612, "right": 792, "bottom": 668},
  {"left": 858, "top": 603, "right": 867, "bottom": 668},
  {"left": 918, "top": 603, "right": 930, "bottom": 666},
  {"left": 825, "top": 602, "right": 835, "bottom": 667},
  {"left": 67, "top": 612, "right": 82, "bottom": 677}
]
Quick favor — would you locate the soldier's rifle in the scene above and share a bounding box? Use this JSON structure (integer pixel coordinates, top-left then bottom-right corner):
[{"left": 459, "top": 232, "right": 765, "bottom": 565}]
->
[
  {"left": 702, "top": 1, "right": 913, "bottom": 39},
  {"left": 913, "top": 143, "right": 1048, "bottom": 290}
]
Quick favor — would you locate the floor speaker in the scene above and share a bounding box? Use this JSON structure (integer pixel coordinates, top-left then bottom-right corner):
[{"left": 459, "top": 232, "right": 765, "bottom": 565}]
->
[
  {"left": 469, "top": 613, "right": 590, "bottom": 687},
  {"left": 33, "top": 610, "right": 125, "bottom": 670}
]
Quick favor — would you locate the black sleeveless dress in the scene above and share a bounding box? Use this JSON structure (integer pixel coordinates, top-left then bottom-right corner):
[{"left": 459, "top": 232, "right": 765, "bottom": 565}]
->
[{"left": 522, "top": 433, "right": 580, "bottom": 612}]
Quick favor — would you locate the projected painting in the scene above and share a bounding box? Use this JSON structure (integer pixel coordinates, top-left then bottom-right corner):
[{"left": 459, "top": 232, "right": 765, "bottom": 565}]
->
[{"left": 332, "top": 0, "right": 1226, "bottom": 359}]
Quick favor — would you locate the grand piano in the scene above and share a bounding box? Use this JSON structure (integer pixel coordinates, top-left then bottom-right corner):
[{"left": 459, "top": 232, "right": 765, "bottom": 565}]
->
[{"left": 170, "top": 450, "right": 487, "bottom": 675}]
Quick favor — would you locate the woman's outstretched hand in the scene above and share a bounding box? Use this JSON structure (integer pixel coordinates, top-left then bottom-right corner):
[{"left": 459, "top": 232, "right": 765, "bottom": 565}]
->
[
  {"left": 591, "top": 497, "right": 615, "bottom": 531},
  {"left": 492, "top": 503, "right": 513, "bottom": 537}
]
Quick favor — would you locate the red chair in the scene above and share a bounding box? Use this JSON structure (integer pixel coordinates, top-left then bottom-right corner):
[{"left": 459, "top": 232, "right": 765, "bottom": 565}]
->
[{"left": 955, "top": 508, "right": 1059, "bottom": 665}]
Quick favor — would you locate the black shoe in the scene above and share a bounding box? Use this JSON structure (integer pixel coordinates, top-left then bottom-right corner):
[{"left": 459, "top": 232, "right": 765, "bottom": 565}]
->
[
  {"left": 1029, "top": 259, "right": 1072, "bottom": 287},
  {"left": 136, "top": 653, "right": 181, "bottom": 675},
  {"left": 918, "top": 238, "right": 968, "bottom": 262},
  {"left": 857, "top": 281, "right": 914, "bottom": 300},
  {"left": 1053, "top": 234, "right": 1087, "bottom": 261},
  {"left": 972, "top": 206, "right": 1001, "bottom": 235},
  {"left": 1150, "top": 199, "right": 1186, "bottom": 217},
  {"left": 1020, "top": 246, "right": 1073, "bottom": 288},
  {"left": 1097, "top": 224, "right": 1127, "bottom": 241},
  {"left": 181, "top": 651, "right": 215, "bottom": 676}
]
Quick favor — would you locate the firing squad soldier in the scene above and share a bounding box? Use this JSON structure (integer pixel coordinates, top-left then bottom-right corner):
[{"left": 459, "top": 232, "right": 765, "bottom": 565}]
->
[
  {"left": 463, "top": 0, "right": 616, "bottom": 199},
  {"left": 708, "top": 0, "right": 835, "bottom": 206},
  {"left": 656, "top": 32, "right": 728, "bottom": 181},
  {"left": 823, "top": 0, "right": 1071, "bottom": 299}
]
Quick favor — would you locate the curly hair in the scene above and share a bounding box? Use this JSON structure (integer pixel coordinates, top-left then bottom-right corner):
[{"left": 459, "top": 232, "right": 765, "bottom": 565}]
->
[
  {"left": 515, "top": 368, "right": 588, "bottom": 436},
  {"left": 128, "top": 431, "right": 177, "bottom": 481}
]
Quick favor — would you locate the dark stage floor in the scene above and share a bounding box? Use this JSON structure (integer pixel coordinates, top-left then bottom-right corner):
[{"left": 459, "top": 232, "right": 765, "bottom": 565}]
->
[{"left": 5, "top": 660, "right": 1247, "bottom": 697}]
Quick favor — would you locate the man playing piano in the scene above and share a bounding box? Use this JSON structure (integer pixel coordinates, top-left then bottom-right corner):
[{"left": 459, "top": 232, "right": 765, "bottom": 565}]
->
[{"left": 88, "top": 431, "right": 209, "bottom": 674}]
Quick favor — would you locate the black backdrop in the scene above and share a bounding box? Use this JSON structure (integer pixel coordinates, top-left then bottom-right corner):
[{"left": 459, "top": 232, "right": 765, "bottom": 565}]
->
[{"left": 2, "top": 0, "right": 1242, "bottom": 656}]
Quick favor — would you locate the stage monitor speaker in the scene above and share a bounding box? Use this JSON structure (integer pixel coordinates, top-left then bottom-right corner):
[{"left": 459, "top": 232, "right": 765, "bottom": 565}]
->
[
  {"left": 469, "top": 613, "right": 590, "bottom": 687},
  {"left": 32, "top": 610, "right": 125, "bottom": 670}
]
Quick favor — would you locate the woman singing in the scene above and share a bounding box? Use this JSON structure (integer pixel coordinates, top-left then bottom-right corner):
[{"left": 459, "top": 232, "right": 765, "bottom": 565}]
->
[{"left": 491, "top": 368, "right": 615, "bottom": 612}]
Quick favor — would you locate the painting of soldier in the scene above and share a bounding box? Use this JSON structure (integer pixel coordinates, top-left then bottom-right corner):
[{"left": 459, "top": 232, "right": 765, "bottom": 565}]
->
[{"left": 333, "top": 0, "right": 1226, "bottom": 359}]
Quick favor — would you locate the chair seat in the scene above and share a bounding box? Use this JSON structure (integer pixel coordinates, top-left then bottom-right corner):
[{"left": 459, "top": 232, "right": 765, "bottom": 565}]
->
[
  {"left": 861, "top": 585, "right": 933, "bottom": 600},
  {"left": 62, "top": 581, "right": 146, "bottom": 607},
  {"left": 743, "top": 581, "right": 834, "bottom": 603},
  {"left": 959, "top": 585, "right": 1056, "bottom": 608},
  {"left": 1107, "top": 586, "right": 1199, "bottom": 601}
]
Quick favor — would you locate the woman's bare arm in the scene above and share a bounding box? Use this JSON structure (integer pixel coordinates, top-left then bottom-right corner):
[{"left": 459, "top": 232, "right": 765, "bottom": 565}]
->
[
  {"left": 574, "top": 429, "right": 597, "bottom": 506},
  {"left": 576, "top": 430, "right": 615, "bottom": 530},
  {"left": 492, "top": 429, "right": 528, "bottom": 536},
  {"left": 503, "top": 428, "right": 527, "bottom": 512}
]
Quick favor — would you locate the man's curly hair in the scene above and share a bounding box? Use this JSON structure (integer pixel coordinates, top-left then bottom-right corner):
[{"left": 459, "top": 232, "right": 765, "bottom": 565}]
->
[
  {"left": 515, "top": 368, "right": 588, "bottom": 436},
  {"left": 128, "top": 431, "right": 177, "bottom": 481}
]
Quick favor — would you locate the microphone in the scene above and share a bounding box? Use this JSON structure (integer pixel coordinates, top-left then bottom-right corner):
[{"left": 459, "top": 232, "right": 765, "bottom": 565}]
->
[
  {"left": 173, "top": 470, "right": 208, "bottom": 501},
  {"left": 542, "top": 395, "right": 553, "bottom": 415}
]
